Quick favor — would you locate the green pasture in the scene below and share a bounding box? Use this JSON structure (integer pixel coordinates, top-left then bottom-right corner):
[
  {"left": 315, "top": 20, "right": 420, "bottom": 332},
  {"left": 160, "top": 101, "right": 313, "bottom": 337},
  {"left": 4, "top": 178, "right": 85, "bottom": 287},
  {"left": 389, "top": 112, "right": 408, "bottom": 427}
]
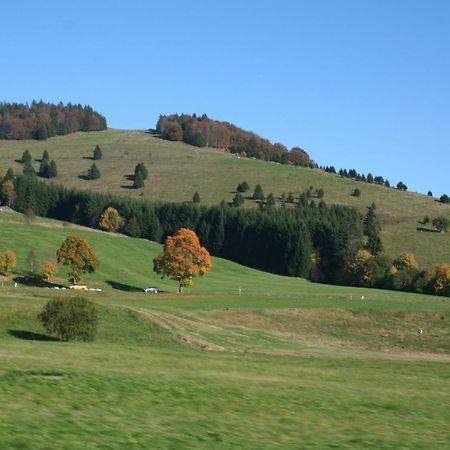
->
[{"left": 0, "top": 215, "right": 449, "bottom": 448}]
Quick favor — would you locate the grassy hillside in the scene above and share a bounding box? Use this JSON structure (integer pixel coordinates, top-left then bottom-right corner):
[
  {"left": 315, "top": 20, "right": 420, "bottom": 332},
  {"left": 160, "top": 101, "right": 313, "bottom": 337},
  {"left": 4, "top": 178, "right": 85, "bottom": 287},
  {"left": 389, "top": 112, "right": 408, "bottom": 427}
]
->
[
  {"left": 1, "top": 213, "right": 450, "bottom": 449},
  {"left": 0, "top": 129, "right": 449, "bottom": 265}
]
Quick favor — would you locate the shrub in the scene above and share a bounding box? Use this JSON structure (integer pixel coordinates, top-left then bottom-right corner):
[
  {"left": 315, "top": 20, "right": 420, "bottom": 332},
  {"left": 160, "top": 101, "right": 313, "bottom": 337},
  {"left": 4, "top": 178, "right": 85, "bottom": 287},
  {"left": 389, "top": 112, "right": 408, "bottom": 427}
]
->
[
  {"left": 38, "top": 297, "right": 99, "bottom": 341},
  {"left": 352, "top": 188, "right": 361, "bottom": 197},
  {"left": 237, "top": 181, "right": 250, "bottom": 193}
]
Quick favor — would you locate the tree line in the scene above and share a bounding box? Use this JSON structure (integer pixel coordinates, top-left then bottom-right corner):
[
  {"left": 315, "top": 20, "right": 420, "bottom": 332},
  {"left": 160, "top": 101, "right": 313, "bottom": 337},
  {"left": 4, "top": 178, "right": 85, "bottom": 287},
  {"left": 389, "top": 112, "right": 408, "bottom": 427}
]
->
[
  {"left": 156, "top": 113, "right": 313, "bottom": 166},
  {"left": 3, "top": 174, "right": 448, "bottom": 296},
  {"left": 0, "top": 101, "right": 107, "bottom": 140}
]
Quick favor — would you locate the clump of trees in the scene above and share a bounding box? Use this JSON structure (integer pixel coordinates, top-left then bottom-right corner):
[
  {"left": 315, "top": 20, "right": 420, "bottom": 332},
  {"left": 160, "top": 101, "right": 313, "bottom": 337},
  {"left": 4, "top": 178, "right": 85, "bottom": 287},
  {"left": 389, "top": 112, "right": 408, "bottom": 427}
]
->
[
  {"left": 38, "top": 150, "right": 57, "bottom": 178},
  {"left": 39, "top": 297, "right": 99, "bottom": 341},
  {"left": 0, "top": 101, "right": 107, "bottom": 140},
  {"left": 153, "top": 228, "right": 212, "bottom": 293},
  {"left": 133, "top": 163, "right": 148, "bottom": 189},
  {"left": 156, "top": 114, "right": 314, "bottom": 166},
  {"left": 432, "top": 216, "right": 449, "bottom": 233}
]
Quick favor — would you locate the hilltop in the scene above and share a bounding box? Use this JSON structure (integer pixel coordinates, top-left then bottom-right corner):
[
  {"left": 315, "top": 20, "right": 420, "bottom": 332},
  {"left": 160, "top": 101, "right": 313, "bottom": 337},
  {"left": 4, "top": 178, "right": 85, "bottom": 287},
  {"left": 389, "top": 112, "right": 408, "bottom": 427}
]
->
[{"left": 0, "top": 128, "right": 449, "bottom": 266}]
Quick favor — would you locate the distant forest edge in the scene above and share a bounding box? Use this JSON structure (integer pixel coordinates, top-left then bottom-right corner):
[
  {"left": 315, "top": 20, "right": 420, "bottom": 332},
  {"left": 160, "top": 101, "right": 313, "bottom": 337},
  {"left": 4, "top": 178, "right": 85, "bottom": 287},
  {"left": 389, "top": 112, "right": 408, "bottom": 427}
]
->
[
  {"left": 156, "top": 113, "right": 314, "bottom": 167},
  {"left": 0, "top": 101, "right": 107, "bottom": 140}
]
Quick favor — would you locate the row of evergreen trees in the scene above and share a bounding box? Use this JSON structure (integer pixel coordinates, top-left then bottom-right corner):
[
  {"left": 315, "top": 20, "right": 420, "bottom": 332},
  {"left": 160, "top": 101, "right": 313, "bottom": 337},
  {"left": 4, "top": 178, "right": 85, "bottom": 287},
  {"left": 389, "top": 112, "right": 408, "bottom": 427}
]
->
[
  {"left": 0, "top": 101, "right": 107, "bottom": 140},
  {"left": 323, "top": 166, "right": 408, "bottom": 191}
]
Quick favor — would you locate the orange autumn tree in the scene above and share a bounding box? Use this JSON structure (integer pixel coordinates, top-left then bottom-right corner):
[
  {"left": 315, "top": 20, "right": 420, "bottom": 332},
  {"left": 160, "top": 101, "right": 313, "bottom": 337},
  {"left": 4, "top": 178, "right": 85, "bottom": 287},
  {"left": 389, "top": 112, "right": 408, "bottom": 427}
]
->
[
  {"left": 56, "top": 235, "right": 99, "bottom": 284},
  {"left": 153, "top": 228, "right": 212, "bottom": 293}
]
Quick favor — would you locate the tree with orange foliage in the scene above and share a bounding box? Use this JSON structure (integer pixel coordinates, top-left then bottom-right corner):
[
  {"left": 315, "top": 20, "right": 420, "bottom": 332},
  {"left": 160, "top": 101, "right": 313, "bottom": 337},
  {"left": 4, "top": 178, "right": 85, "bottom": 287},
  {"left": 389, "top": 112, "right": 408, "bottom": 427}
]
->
[
  {"left": 153, "top": 228, "right": 212, "bottom": 293},
  {"left": 56, "top": 235, "right": 99, "bottom": 283},
  {"left": 0, "top": 250, "right": 16, "bottom": 276},
  {"left": 41, "top": 260, "right": 58, "bottom": 281}
]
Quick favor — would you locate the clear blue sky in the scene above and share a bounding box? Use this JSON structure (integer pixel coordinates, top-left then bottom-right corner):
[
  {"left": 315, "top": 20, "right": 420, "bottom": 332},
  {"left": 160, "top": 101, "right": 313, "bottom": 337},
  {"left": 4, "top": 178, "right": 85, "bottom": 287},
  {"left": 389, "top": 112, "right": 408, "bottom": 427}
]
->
[{"left": 3, "top": 0, "right": 449, "bottom": 195}]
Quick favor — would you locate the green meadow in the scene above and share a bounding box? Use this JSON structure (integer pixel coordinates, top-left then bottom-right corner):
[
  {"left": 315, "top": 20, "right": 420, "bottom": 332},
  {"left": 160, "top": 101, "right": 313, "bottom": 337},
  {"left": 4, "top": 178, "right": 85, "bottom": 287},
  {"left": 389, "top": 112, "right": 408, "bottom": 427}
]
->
[
  {"left": 0, "top": 129, "right": 449, "bottom": 266},
  {"left": 0, "top": 213, "right": 449, "bottom": 449}
]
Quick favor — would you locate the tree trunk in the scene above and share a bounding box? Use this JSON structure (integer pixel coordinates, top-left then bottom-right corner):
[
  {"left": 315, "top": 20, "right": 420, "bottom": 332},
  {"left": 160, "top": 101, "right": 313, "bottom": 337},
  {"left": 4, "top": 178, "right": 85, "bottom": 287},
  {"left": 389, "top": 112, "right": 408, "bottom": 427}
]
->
[{"left": 178, "top": 284, "right": 182, "bottom": 293}]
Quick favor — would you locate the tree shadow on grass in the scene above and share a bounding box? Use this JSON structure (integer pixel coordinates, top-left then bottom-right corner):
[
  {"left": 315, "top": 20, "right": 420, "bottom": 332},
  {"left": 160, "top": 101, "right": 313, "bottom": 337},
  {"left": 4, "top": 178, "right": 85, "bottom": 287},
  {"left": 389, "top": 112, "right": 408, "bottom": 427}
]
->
[
  {"left": 106, "top": 280, "right": 143, "bottom": 292},
  {"left": 8, "top": 330, "right": 59, "bottom": 342},
  {"left": 416, "top": 227, "right": 439, "bottom": 233},
  {"left": 13, "top": 276, "right": 65, "bottom": 288}
]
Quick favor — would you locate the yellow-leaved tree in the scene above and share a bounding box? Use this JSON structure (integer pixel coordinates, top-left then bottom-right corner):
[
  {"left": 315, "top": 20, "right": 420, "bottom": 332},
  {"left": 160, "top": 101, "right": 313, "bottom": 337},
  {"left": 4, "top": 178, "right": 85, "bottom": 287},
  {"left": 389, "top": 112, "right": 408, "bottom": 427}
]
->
[
  {"left": 153, "top": 228, "right": 212, "bottom": 293},
  {"left": 41, "top": 260, "right": 58, "bottom": 281},
  {"left": 98, "top": 207, "right": 122, "bottom": 232},
  {"left": 392, "top": 252, "right": 419, "bottom": 272},
  {"left": 0, "top": 250, "right": 17, "bottom": 276},
  {"left": 56, "top": 235, "right": 99, "bottom": 284}
]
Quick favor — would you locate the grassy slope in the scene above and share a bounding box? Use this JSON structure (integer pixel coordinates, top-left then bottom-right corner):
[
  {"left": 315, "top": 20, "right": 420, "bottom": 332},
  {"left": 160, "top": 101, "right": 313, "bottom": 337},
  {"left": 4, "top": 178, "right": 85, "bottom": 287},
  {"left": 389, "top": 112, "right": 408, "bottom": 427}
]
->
[
  {"left": 0, "top": 215, "right": 450, "bottom": 449},
  {"left": 0, "top": 129, "right": 449, "bottom": 266}
]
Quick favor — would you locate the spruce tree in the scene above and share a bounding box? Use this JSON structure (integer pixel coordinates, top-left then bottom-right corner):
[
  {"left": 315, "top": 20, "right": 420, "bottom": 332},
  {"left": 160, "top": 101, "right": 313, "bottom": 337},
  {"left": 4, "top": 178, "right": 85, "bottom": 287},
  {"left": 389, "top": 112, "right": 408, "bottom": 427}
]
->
[
  {"left": 133, "top": 171, "right": 144, "bottom": 188},
  {"left": 41, "top": 149, "right": 49, "bottom": 163},
  {"left": 23, "top": 161, "right": 36, "bottom": 177},
  {"left": 134, "top": 162, "right": 148, "bottom": 180},
  {"left": 38, "top": 159, "right": 49, "bottom": 177},
  {"left": 266, "top": 193, "right": 276, "bottom": 208},
  {"left": 21, "top": 149, "right": 32, "bottom": 164},
  {"left": 253, "top": 184, "right": 264, "bottom": 201},
  {"left": 93, "top": 145, "right": 102, "bottom": 160},
  {"left": 48, "top": 160, "right": 58, "bottom": 178},
  {"left": 363, "top": 203, "right": 383, "bottom": 254},
  {"left": 193, "top": 192, "right": 200, "bottom": 203},
  {"left": 87, "top": 163, "right": 100, "bottom": 180},
  {"left": 232, "top": 192, "right": 244, "bottom": 207}
]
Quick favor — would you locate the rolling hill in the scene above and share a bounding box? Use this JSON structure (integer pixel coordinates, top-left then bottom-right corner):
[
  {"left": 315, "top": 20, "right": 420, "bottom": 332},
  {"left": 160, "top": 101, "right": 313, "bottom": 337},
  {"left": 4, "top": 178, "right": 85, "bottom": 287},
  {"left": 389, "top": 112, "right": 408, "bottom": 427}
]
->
[
  {"left": 0, "top": 128, "right": 449, "bottom": 266},
  {"left": 0, "top": 211, "right": 449, "bottom": 449}
]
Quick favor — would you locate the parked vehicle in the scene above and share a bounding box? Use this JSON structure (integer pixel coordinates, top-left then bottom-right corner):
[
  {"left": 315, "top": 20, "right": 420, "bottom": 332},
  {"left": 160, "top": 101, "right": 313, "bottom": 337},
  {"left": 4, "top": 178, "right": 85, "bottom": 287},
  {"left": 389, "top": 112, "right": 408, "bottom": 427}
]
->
[{"left": 143, "top": 287, "right": 159, "bottom": 293}]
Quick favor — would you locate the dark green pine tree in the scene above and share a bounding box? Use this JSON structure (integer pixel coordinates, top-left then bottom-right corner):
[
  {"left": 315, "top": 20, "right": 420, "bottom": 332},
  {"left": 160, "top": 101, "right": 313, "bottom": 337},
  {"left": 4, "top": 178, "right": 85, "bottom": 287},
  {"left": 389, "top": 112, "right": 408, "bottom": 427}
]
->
[
  {"left": 4, "top": 167, "right": 15, "bottom": 180},
  {"left": 47, "top": 160, "right": 58, "bottom": 178},
  {"left": 363, "top": 203, "right": 383, "bottom": 254},
  {"left": 266, "top": 193, "right": 276, "bottom": 208},
  {"left": 133, "top": 171, "right": 144, "bottom": 188},
  {"left": 134, "top": 162, "right": 148, "bottom": 180},
  {"left": 21, "top": 149, "right": 32, "bottom": 164},
  {"left": 193, "top": 191, "right": 201, "bottom": 203},
  {"left": 41, "top": 149, "right": 49, "bottom": 163},
  {"left": 287, "top": 192, "right": 294, "bottom": 203},
  {"left": 87, "top": 163, "right": 100, "bottom": 180},
  {"left": 23, "top": 161, "right": 36, "bottom": 177},
  {"left": 232, "top": 192, "right": 244, "bottom": 207},
  {"left": 237, "top": 181, "right": 250, "bottom": 193},
  {"left": 93, "top": 145, "right": 102, "bottom": 160},
  {"left": 38, "top": 159, "right": 49, "bottom": 177},
  {"left": 253, "top": 184, "right": 264, "bottom": 201}
]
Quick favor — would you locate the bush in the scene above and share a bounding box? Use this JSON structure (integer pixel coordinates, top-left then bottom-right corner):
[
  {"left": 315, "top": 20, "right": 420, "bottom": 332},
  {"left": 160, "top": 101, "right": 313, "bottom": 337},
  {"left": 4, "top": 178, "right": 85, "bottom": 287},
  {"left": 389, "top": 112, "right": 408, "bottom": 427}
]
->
[{"left": 38, "top": 297, "right": 99, "bottom": 341}]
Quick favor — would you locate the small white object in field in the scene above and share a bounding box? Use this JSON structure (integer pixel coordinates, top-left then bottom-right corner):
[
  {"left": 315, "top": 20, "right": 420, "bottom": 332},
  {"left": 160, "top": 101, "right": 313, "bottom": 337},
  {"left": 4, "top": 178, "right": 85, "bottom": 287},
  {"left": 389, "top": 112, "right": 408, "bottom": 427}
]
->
[
  {"left": 418, "top": 329, "right": 423, "bottom": 334},
  {"left": 361, "top": 295, "right": 364, "bottom": 300}
]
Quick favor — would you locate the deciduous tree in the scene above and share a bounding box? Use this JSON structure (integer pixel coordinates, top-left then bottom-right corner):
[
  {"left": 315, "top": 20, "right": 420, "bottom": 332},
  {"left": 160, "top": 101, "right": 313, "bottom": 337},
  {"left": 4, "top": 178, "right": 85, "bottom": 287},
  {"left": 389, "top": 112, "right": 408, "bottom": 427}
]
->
[
  {"left": 153, "top": 228, "right": 212, "bottom": 293},
  {"left": 41, "top": 259, "right": 58, "bottom": 280},
  {"left": 98, "top": 207, "right": 122, "bottom": 232},
  {"left": 56, "top": 235, "right": 99, "bottom": 283},
  {"left": 0, "top": 250, "right": 17, "bottom": 276}
]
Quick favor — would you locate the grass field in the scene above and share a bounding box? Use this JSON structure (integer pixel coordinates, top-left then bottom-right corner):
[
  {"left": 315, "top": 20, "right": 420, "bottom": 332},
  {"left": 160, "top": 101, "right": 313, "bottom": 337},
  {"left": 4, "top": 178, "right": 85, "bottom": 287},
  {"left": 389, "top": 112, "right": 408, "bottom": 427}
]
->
[
  {"left": 0, "top": 129, "right": 449, "bottom": 266},
  {"left": 1, "top": 214, "right": 450, "bottom": 449}
]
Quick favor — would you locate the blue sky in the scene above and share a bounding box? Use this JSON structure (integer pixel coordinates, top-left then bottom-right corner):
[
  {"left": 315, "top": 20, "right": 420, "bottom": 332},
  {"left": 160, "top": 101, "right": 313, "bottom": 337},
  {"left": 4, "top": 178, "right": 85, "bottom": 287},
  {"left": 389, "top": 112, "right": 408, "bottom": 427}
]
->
[{"left": 3, "top": 0, "right": 449, "bottom": 195}]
